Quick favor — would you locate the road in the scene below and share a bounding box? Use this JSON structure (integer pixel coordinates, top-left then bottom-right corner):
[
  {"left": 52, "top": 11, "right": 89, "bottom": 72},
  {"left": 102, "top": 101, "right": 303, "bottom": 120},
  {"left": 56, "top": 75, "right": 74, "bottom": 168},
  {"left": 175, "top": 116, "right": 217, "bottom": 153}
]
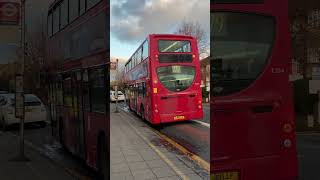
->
[
  {"left": 297, "top": 133, "right": 320, "bottom": 180},
  {"left": 118, "top": 102, "right": 210, "bottom": 163}
]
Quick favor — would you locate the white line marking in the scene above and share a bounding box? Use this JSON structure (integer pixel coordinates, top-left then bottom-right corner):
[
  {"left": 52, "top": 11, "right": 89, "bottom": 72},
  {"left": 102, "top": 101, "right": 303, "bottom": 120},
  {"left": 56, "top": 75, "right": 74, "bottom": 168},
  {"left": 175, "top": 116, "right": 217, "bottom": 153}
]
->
[{"left": 192, "top": 120, "right": 210, "bottom": 128}]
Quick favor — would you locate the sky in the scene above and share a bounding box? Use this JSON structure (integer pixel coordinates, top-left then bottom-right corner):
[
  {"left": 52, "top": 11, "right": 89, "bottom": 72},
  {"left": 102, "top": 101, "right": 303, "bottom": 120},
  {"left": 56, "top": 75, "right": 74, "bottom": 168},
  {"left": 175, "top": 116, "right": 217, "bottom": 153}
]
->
[{"left": 110, "top": 0, "right": 210, "bottom": 63}]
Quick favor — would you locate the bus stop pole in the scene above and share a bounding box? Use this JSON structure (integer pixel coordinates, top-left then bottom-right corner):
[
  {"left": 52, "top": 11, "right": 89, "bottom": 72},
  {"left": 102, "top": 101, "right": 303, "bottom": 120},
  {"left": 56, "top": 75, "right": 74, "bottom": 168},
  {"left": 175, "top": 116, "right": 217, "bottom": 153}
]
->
[
  {"left": 11, "top": 0, "right": 29, "bottom": 162},
  {"left": 115, "top": 59, "right": 119, "bottom": 113},
  {"left": 19, "top": 0, "right": 27, "bottom": 161}
]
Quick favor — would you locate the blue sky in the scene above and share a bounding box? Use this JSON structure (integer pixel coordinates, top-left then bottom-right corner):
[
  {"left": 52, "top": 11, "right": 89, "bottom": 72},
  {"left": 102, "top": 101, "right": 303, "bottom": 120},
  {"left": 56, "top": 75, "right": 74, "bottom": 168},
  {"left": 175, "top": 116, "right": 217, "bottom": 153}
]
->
[{"left": 110, "top": 0, "right": 209, "bottom": 62}]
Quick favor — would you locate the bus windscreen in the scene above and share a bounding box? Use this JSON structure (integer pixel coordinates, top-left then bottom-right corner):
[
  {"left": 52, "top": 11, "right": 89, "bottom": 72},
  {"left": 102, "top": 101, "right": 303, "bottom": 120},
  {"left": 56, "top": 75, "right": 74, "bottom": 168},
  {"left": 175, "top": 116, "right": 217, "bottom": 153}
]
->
[{"left": 211, "top": 12, "right": 275, "bottom": 96}]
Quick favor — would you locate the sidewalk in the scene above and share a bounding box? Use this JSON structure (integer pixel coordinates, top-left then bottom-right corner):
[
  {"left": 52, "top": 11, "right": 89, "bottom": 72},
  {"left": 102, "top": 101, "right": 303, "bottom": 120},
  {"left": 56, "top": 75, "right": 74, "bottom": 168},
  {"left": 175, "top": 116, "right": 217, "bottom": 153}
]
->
[
  {"left": 110, "top": 104, "right": 208, "bottom": 180},
  {"left": 0, "top": 131, "right": 74, "bottom": 180}
]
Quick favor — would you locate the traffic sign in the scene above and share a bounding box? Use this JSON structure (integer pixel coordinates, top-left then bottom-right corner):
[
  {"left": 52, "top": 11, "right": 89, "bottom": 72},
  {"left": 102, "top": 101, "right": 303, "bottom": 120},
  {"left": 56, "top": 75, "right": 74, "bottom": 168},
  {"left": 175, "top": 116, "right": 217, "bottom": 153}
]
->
[{"left": 0, "top": 2, "right": 20, "bottom": 25}]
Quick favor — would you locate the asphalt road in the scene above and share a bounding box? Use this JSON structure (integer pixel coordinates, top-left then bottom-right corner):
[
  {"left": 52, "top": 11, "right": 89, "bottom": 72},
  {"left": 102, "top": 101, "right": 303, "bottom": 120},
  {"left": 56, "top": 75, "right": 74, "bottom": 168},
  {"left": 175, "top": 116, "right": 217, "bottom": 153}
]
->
[
  {"left": 118, "top": 102, "right": 210, "bottom": 163},
  {"left": 297, "top": 133, "right": 320, "bottom": 180}
]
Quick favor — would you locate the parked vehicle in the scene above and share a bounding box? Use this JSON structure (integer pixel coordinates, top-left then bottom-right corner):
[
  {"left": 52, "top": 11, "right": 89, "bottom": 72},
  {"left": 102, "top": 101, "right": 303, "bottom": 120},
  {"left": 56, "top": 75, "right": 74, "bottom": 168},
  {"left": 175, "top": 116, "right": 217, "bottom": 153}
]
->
[
  {"left": 0, "top": 94, "right": 47, "bottom": 129},
  {"left": 110, "top": 91, "right": 125, "bottom": 102}
]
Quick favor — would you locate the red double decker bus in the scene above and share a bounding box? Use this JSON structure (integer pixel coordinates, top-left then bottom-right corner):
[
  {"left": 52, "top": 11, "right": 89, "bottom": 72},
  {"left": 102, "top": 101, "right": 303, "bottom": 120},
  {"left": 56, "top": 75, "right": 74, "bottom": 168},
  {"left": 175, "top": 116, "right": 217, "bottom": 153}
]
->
[
  {"left": 211, "top": 0, "right": 298, "bottom": 180},
  {"left": 46, "top": 0, "right": 109, "bottom": 179},
  {"left": 124, "top": 34, "right": 203, "bottom": 124}
]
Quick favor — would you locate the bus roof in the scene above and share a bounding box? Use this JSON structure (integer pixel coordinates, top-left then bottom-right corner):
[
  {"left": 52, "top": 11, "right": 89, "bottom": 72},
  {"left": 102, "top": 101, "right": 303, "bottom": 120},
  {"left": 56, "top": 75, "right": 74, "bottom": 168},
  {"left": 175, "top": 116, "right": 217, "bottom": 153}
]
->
[{"left": 149, "top": 34, "right": 195, "bottom": 40}]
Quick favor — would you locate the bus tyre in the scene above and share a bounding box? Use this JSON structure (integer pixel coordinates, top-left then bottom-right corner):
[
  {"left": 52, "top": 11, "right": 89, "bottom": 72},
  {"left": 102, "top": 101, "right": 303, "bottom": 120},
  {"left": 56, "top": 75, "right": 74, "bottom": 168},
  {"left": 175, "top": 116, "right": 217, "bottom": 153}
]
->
[
  {"left": 97, "top": 136, "right": 109, "bottom": 180},
  {"left": 39, "top": 121, "right": 47, "bottom": 128},
  {"left": 140, "top": 105, "right": 145, "bottom": 120},
  {"left": 59, "top": 118, "right": 66, "bottom": 150},
  {"left": 128, "top": 100, "right": 132, "bottom": 111},
  {"left": 1, "top": 117, "right": 6, "bottom": 131}
]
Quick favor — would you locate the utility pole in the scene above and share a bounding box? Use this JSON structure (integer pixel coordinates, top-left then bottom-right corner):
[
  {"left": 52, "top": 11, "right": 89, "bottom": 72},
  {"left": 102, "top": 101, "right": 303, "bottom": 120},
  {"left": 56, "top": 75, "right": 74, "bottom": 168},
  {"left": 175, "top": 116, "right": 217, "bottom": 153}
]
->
[
  {"left": 12, "top": 0, "right": 28, "bottom": 162},
  {"left": 115, "top": 59, "right": 119, "bottom": 113}
]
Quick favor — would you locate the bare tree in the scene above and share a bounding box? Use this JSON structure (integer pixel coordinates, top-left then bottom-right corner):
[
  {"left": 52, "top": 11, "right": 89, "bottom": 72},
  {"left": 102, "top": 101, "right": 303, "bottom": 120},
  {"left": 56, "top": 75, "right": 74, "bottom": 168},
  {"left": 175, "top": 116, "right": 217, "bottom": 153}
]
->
[
  {"left": 23, "top": 21, "right": 47, "bottom": 95},
  {"left": 111, "top": 65, "right": 125, "bottom": 91},
  {"left": 175, "top": 20, "right": 209, "bottom": 57}
]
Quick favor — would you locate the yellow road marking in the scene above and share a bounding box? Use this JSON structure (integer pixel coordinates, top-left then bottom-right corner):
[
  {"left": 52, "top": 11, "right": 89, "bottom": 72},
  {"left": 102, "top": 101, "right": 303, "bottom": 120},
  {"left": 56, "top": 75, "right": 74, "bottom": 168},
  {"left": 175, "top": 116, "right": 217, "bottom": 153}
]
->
[
  {"left": 118, "top": 113, "right": 190, "bottom": 180},
  {"left": 152, "top": 129, "right": 210, "bottom": 172}
]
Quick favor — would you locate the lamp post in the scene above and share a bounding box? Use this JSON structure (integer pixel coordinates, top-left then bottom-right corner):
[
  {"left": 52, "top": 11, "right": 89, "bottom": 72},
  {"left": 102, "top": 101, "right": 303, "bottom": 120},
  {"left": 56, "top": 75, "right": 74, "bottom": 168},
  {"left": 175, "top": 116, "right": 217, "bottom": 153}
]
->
[{"left": 115, "top": 59, "right": 119, "bottom": 113}]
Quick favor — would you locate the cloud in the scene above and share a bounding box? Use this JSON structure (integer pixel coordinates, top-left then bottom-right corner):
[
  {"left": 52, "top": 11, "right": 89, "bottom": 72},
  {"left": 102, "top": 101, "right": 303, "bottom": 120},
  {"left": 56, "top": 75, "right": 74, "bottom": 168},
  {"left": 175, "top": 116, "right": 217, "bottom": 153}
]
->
[{"left": 111, "top": 0, "right": 209, "bottom": 44}]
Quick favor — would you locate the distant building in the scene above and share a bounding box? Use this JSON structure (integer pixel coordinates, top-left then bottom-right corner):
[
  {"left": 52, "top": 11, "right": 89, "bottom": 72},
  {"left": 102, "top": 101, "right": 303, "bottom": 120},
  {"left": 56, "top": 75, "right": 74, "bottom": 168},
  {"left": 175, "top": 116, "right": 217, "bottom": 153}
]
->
[{"left": 290, "top": 5, "right": 320, "bottom": 81}]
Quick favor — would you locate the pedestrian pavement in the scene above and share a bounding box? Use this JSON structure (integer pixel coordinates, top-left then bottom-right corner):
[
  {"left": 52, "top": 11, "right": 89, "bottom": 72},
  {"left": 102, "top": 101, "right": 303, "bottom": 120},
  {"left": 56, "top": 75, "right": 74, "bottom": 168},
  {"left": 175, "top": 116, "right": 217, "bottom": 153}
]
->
[
  {"left": 0, "top": 131, "right": 74, "bottom": 180},
  {"left": 110, "top": 104, "right": 208, "bottom": 180}
]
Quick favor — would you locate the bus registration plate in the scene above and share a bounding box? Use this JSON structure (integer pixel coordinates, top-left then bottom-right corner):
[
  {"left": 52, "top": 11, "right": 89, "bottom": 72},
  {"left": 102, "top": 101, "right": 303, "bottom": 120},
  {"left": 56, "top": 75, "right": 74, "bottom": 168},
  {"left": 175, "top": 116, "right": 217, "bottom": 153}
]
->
[
  {"left": 211, "top": 171, "right": 239, "bottom": 180},
  {"left": 174, "top": 116, "right": 185, "bottom": 120}
]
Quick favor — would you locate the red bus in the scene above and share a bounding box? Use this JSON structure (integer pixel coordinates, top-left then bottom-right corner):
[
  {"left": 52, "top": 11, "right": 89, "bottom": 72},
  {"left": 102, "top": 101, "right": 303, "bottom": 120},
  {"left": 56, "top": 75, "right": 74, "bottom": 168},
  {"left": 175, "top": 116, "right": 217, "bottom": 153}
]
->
[
  {"left": 124, "top": 34, "right": 203, "bottom": 124},
  {"left": 211, "top": 0, "right": 298, "bottom": 180},
  {"left": 46, "top": 0, "right": 109, "bottom": 179}
]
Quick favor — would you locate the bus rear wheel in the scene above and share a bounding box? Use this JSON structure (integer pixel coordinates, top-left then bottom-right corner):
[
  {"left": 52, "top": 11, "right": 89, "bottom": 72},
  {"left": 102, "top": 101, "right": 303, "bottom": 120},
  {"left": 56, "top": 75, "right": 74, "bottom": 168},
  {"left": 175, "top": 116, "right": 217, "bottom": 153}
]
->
[
  {"left": 1, "top": 117, "right": 7, "bottom": 131},
  {"left": 97, "top": 137, "right": 109, "bottom": 180},
  {"left": 140, "top": 105, "right": 145, "bottom": 120},
  {"left": 59, "top": 118, "right": 67, "bottom": 150}
]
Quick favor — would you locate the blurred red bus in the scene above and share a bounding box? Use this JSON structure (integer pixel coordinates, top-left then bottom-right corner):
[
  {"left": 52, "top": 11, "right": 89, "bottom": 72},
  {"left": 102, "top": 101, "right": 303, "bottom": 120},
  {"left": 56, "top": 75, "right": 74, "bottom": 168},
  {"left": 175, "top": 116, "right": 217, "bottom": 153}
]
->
[
  {"left": 46, "top": 0, "right": 109, "bottom": 179},
  {"left": 210, "top": 0, "right": 298, "bottom": 180},
  {"left": 124, "top": 34, "right": 203, "bottom": 124}
]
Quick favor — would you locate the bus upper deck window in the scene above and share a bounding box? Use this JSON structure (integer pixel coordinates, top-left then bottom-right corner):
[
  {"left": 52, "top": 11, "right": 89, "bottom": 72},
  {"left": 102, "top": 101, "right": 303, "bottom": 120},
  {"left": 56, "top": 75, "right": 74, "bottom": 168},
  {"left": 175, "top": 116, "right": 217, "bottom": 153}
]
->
[{"left": 158, "top": 40, "right": 191, "bottom": 53}]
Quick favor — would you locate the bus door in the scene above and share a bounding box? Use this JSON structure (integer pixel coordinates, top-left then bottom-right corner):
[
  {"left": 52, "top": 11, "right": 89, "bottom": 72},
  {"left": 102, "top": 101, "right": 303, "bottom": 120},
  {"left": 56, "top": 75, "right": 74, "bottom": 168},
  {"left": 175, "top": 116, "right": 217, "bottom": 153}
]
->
[
  {"left": 74, "top": 71, "right": 86, "bottom": 158},
  {"left": 211, "top": 1, "right": 298, "bottom": 179}
]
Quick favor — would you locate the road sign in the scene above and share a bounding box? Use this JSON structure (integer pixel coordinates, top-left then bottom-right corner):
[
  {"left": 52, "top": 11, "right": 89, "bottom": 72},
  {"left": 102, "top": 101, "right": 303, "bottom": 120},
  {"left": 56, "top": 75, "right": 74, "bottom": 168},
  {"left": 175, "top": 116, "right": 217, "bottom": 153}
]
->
[{"left": 0, "top": 2, "right": 20, "bottom": 25}]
